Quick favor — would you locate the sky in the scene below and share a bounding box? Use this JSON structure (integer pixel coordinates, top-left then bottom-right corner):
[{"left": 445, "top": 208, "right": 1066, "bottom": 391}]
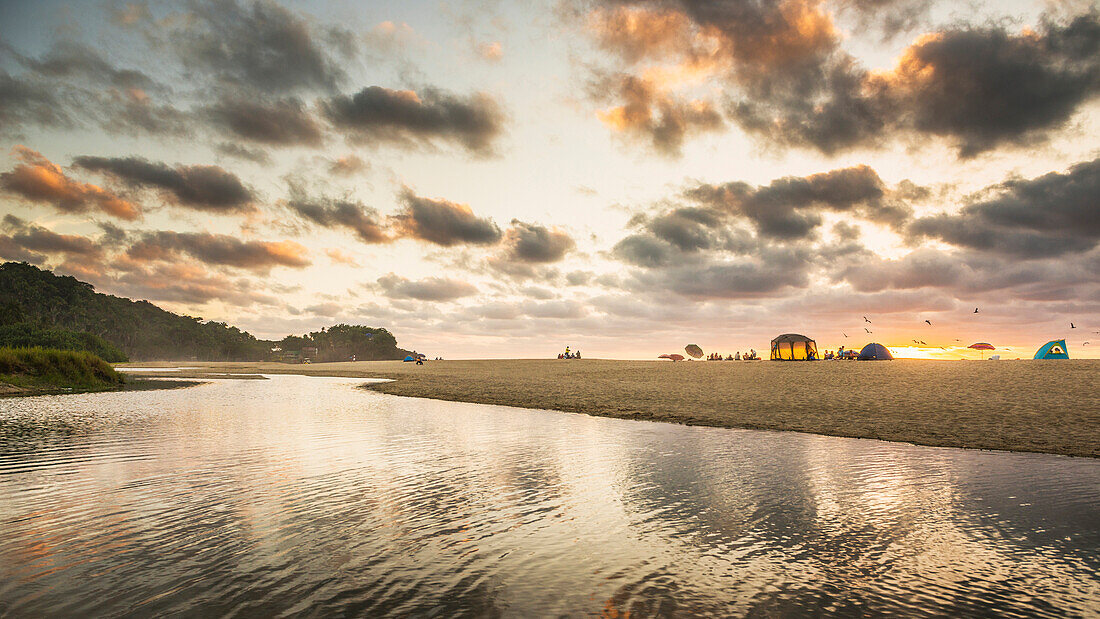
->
[{"left": 0, "top": 0, "right": 1098, "bottom": 360}]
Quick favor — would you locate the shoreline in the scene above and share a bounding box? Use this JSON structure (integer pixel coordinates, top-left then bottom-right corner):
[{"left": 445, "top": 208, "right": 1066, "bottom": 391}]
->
[{"left": 119, "top": 359, "right": 1100, "bottom": 459}]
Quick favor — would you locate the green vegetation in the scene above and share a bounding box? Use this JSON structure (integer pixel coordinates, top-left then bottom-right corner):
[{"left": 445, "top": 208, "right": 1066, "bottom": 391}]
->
[
  {"left": 1, "top": 262, "right": 268, "bottom": 361},
  {"left": 0, "top": 347, "right": 125, "bottom": 394},
  {"left": 276, "top": 324, "right": 411, "bottom": 362},
  {"left": 0, "top": 323, "right": 128, "bottom": 362},
  {"left": 0, "top": 262, "right": 414, "bottom": 362}
]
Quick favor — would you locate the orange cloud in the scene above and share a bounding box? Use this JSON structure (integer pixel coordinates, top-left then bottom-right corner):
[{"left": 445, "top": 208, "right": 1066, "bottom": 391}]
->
[{"left": 0, "top": 146, "right": 141, "bottom": 220}]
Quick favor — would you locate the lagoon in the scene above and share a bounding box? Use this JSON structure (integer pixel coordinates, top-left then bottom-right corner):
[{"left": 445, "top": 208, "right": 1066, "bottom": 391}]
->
[{"left": 1, "top": 375, "right": 1098, "bottom": 616}]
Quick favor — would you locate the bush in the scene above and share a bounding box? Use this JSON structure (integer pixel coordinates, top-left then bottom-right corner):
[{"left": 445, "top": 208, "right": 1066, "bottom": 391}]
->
[
  {"left": 0, "top": 347, "right": 124, "bottom": 391},
  {"left": 0, "top": 324, "right": 128, "bottom": 362}
]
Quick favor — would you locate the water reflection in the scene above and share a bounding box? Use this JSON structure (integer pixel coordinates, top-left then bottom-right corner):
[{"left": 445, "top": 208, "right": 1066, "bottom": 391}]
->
[{"left": 0, "top": 375, "right": 1097, "bottom": 616}]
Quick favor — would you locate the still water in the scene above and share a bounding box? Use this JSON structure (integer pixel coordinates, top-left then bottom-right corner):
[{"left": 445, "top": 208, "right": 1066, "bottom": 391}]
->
[{"left": 1, "top": 375, "right": 1097, "bottom": 617}]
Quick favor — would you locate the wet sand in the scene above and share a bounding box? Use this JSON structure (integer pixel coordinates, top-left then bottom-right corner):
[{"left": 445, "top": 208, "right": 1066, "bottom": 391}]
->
[{"left": 121, "top": 359, "right": 1100, "bottom": 458}]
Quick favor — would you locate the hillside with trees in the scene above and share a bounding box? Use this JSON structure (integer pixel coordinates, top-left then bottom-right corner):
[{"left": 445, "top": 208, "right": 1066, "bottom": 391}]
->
[
  {"left": 0, "top": 262, "right": 412, "bottom": 363},
  {"left": 276, "top": 324, "right": 411, "bottom": 362}
]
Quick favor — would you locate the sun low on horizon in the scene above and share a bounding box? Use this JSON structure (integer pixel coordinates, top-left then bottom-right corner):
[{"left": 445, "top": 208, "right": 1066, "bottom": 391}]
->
[{"left": 0, "top": 0, "right": 1097, "bottom": 360}]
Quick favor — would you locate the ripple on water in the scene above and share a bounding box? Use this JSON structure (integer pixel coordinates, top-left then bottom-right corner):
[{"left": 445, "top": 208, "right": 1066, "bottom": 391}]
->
[{"left": 0, "top": 375, "right": 1097, "bottom": 616}]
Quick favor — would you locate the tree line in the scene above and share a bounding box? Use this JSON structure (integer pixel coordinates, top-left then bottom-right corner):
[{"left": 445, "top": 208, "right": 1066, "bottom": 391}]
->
[{"left": 0, "top": 262, "right": 410, "bottom": 362}]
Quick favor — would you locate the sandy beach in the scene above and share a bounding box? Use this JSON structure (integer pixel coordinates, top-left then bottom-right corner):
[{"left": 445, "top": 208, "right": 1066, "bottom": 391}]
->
[{"left": 122, "top": 359, "right": 1100, "bottom": 458}]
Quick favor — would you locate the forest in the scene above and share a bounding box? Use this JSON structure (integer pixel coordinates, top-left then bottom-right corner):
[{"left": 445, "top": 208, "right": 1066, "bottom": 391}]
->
[{"left": 0, "top": 262, "right": 410, "bottom": 362}]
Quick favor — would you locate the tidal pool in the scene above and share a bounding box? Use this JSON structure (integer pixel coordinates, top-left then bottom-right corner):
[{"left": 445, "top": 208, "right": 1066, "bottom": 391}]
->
[{"left": 1, "top": 375, "right": 1097, "bottom": 616}]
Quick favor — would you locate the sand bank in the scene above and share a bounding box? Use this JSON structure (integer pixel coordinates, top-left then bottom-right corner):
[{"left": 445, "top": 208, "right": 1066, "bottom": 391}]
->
[{"left": 120, "top": 359, "right": 1100, "bottom": 458}]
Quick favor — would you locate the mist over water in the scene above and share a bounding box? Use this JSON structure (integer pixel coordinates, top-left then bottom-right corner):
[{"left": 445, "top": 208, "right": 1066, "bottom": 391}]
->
[{"left": 1, "top": 375, "right": 1097, "bottom": 616}]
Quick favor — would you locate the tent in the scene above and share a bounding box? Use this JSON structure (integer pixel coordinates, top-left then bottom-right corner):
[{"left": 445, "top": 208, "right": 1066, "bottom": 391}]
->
[
  {"left": 403, "top": 355, "right": 416, "bottom": 362},
  {"left": 770, "top": 334, "right": 818, "bottom": 360},
  {"left": 858, "top": 342, "right": 894, "bottom": 360},
  {"left": 1033, "top": 339, "right": 1069, "bottom": 360}
]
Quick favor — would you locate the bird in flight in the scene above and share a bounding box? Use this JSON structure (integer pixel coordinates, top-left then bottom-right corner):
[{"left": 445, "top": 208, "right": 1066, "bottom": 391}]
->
[
  {"left": 924, "top": 319, "right": 932, "bottom": 325},
  {"left": 864, "top": 327, "right": 872, "bottom": 333},
  {"left": 1070, "top": 323, "right": 1076, "bottom": 328},
  {"left": 974, "top": 307, "right": 979, "bottom": 313},
  {"left": 842, "top": 333, "right": 848, "bottom": 338},
  {"left": 864, "top": 316, "right": 871, "bottom": 323},
  {"left": 919, "top": 340, "right": 928, "bottom": 346}
]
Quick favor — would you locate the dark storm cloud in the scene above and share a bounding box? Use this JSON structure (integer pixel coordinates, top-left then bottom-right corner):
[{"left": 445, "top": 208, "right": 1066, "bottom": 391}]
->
[
  {"left": 593, "top": 73, "right": 724, "bottom": 156},
  {"left": 166, "top": 0, "right": 350, "bottom": 93},
  {"left": 73, "top": 156, "right": 254, "bottom": 213},
  {"left": 321, "top": 86, "right": 506, "bottom": 155},
  {"left": 586, "top": 3, "right": 1100, "bottom": 157},
  {"left": 501, "top": 220, "right": 575, "bottom": 263},
  {"left": 0, "top": 147, "right": 141, "bottom": 220},
  {"left": 208, "top": 97, "right": 324, "bottom": 146},
  {"left": 394, "top": 189, "right": 502, "bottom": 246},
  {"left": 287, "top": 193, "right": 391, "bottom": 244},
  {"left": 377, "top": 273, "right": 478, "bottom": 301},
  {"left": 909, "top": 157, "right": 1100, "bottom": 256},
  {"left": 125, "top": 231, "right": 310, "bottom": 271},
  {"left": 868, "top": 13, "right": 1100, "bottom": 158}
]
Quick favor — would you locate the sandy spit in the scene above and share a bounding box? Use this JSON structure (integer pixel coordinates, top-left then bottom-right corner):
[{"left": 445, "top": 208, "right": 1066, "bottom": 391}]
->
[{"left": 120, "top": 359, "right": 1100, "bottom": 458}]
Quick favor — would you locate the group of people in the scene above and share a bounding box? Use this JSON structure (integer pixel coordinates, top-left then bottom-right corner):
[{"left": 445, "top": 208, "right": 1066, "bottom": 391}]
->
[
  {"left": 706, "top": 350, "right": 758, "bottom": 360},
  {"left": 821, "top": 347, "right": 855, "bottom": 360},
  {"left": 557, "top": 346, "right": 582, "bottom": 359}
]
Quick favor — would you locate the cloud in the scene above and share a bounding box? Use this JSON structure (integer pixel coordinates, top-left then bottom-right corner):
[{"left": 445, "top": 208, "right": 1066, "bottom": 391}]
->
[
  {"left": 20, "top": 40, "right": 157, "bottom": 91},
  {"left": 207, "top": 96, "right": 324, "bottom": 146},
  {"left": 286, "top": 192, "right": 391, "bottom": 244},
  {"left": 685, "top": 165, "right": 898, "bottom": 239},
  {"left": 377, "top": 273, "right": 478, "bottom": 301},
  {"left": 500, "top": 220, "right": 575, "bottom": 263},
  {"left": 476, "top": 41, "right": 503, "bottom": 61},
  {"left": 106, "top": 260, "right": 279, "bottom": 306},
  {"left": 594, "top": 73, "right": 724, "bottom": 156},
  {"left": 909, "top": 157, "right": 1100, "bottom": 256},
  {"left": 584, "top": 3, "right": 1100, "bottom": 157},
  {"left": 73, "top": 155, "right": 255, "bottom": 214},
  {"left": 325, "top": 248, "right": 357, "bottom": 265},
  {"left": 1, "top": 214, "right": 102, "bottom": 258},
  {"left": 868, "top": 14, "right": 1100, "bottom": 157},
  {"left": 394, "top": 188, "right": 502, "bottom": 246},
  {"left": 327, "top": 154, "right": 369, "bottom": 176},
  {"left": 321, "top": 86, "right": 506, "bottom": 155},
  {"left": 125, "top": 231, "right": 310, "bottom": 271},
  {"left": 165, "top": 0, "right": 351, "bottom": 93},
  {"left": 215, "top": 142, "right": 273, "bottom": 164},
  {"left": 0, "top": 146, "right": 141, "bottom": 220},
  {"left": 0, "top": 71, "right": 69, "bottom": 134}
]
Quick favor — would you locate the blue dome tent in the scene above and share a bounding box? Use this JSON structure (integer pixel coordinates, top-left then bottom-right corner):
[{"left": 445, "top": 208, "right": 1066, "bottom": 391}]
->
[
  {"left": 1033, "top": 340, "right": 1069, "bottom": 359},
  {"left": 858, "top": 343, "right": 893, "bottom": 360},
  {"left": 403, "top": 355, "right": 416, "bottom": 362}
]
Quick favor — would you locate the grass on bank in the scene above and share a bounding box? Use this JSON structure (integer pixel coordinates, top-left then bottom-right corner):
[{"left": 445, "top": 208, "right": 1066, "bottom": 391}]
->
[{"left": 0, "top": 347, "right": 125, "bottom": 394}]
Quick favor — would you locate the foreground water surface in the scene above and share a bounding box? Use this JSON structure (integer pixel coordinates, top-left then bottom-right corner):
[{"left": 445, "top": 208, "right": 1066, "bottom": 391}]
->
[{"left": 1, "top": 375, "right": 1097, "bottom": 616}]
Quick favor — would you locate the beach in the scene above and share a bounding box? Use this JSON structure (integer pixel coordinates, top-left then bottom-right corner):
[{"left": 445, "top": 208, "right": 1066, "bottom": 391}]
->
[{"left": 122, "top": 359, "right": 1100, "bottom": 458}]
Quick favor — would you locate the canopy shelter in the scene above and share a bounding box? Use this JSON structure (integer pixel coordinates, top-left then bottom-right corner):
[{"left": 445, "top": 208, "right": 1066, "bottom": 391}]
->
[
  {"left": 685, "top": 344, "right": 703, "bottom": 359},
  {"left": 858, "top": 342, "right": 894, "bottom": 360},
  {"left": 770, "top": 334, "right": 818, "bottom": 360},
  {"left": 968, "top": 342, "right": 995, "bottom": 359},
  {"left": 1034, "top": 339, "right": 1069, "bottom": 359}
]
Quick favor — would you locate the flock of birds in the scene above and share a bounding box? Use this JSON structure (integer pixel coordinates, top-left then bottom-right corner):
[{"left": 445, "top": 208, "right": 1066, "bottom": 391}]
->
[{"left": 840, "top": 309, "right": 1092, "bottom": 350}]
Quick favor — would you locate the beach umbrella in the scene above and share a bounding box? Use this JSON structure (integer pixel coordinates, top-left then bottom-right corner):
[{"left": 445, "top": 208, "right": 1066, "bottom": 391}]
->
[
  {"left": 658, "top": 354, "right": 685, "bottom": 361},
  {"left": 968, "top": 342, "right": 995, "bottom": 359},
  {"left": 685, "top": 344, "right": 703, "bottom": 359}
]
